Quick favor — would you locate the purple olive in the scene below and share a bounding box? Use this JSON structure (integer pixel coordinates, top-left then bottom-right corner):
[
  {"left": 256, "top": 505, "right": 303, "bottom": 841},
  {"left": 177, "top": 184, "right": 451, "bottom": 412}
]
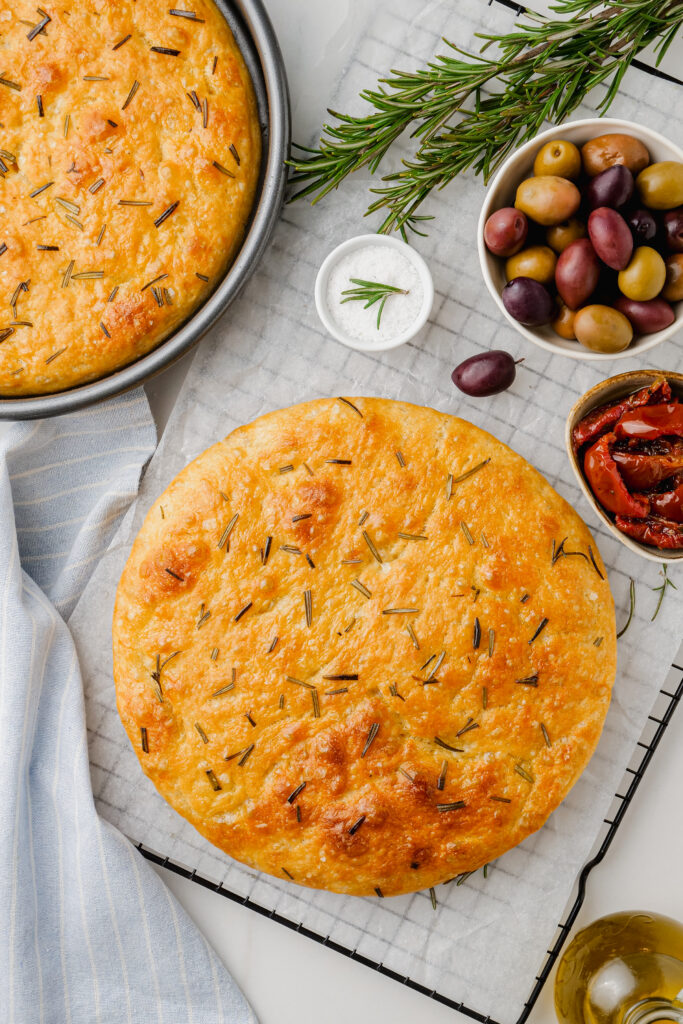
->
[
  {"left": 626, "top": 207, "right": 658, "bottom": 245},
  {"left": 587, "top": 165, "right": 634, "bottom": 210},
  {"left": 555, "top": 239, "right": 601, "bottom": 310},
  {"left": 663, "top": 208, "right": 683, "bottom": 253},
  {"left": 452, "top": 350, "right": 518, "bottom": 397},
  {"left": 484, "top": 207, "right": 529, "bottom": 257},
  {"left": 587, "top": 207, "right": 633, "bottom": 270},
  {"left": 501, "top": 277, "right": 555, "bottom": 326},
  {"left": 613, "top": 296, "right": 675, "bottom": 334}
]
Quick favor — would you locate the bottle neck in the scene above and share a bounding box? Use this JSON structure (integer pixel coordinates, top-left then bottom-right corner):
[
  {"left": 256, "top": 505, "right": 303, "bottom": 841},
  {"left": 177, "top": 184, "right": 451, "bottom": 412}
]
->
[{"left": 624, "top": 998, "right": 683, "bottom": 1024}]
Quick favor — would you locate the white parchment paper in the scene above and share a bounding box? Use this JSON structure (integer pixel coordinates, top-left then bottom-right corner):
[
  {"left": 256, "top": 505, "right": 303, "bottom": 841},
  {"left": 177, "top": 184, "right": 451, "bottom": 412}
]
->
[{"left": 71, "top": 2, "right": 683, "bottom": 1021}]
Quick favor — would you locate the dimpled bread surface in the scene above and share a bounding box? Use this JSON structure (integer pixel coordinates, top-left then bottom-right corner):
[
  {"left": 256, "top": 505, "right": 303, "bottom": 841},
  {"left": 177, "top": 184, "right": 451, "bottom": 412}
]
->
[
  {"left": 113, "top": 397, "right": 617, "bottom": 897},
  {"left": 0, "top": 0, "right": 260, "bottom": 395}
]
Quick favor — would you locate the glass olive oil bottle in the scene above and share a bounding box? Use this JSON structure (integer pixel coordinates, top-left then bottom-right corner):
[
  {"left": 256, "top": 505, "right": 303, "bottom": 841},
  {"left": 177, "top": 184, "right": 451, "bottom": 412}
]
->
[{"left": 555, "top": 912, "right": 683, "bottom": 1024}]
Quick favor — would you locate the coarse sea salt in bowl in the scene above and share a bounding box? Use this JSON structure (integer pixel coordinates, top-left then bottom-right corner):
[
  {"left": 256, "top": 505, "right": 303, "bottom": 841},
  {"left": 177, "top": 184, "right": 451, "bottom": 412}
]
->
[{"left": 314, "top": 234, "right": 434, "bottom": 351}]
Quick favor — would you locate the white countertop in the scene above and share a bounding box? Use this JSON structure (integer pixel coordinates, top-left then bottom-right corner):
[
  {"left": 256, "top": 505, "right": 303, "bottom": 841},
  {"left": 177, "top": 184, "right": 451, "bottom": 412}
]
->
[{"left": 146, "top": 2, "right": 683, "bottom": 1021}]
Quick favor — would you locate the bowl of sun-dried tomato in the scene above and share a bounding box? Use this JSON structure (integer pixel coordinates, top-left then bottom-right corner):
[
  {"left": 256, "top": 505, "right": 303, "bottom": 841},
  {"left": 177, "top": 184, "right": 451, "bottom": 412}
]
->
[{"left": 567, "top": 369, "right": 683, "bottom": 563}]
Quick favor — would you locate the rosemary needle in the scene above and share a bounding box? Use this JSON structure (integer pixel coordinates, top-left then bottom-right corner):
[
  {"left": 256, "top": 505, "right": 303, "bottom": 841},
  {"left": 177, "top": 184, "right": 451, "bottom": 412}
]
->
[
  {"left": 616, "top": 578, "right": 636, "bottom": 638},
  {"left": 651, "top": 564, "right": 677, "bottom": 621},
  {"left": 340, "top": 277, "right": 408, "bottom": 329}
]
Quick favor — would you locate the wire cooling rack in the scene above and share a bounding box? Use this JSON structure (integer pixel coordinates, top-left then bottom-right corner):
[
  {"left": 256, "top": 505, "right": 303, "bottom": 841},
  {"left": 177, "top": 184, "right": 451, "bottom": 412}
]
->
[
  {"left": 136, "top": 658, "right": 682, "bottom": 1024},
  {"left": 129, "top": 4, "right": 683, "bottom": 1012}
]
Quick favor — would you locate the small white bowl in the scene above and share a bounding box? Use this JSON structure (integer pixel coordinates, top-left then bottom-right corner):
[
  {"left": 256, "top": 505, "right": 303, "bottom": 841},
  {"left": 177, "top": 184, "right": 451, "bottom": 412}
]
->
[
  {"left": 314, "top": 233, "right": 434, "bottom": 351},
  {"left": 566, "top": 369, "right": 683, "bottom": 563},
  {"left": 477, "top": 117, "right": 683, "bottom": 361}
]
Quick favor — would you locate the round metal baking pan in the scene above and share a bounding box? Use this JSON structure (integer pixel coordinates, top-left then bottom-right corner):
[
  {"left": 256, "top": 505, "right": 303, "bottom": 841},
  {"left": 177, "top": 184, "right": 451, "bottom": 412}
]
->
[{"left": 0, "top": 0, "right": 290, "bottom": 420}]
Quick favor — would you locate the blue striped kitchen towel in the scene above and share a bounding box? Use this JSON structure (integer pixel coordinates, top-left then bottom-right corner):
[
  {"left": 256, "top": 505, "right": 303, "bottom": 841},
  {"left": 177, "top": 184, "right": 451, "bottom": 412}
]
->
[{"left": 0, "top": 391, "right": 257, "bottom": 1024}]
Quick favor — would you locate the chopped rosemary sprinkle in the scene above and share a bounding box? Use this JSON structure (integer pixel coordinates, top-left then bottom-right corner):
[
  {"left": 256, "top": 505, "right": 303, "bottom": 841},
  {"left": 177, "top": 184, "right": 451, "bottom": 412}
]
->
[
  {"left": 44, "top": 348, "right": 67, "bottom": 365},
  {"left": 348, "top": 815, "right": 366, "bottom": 835},
  {"left": 406, "top": 623, "right": 420, "bottom": 649},
  {"left": 206, "top": 769, "right": 221, "bottom": 791},
  {"left": 37, "top": 245, "right": 59, "bottom": 251},
  {"left": 326, "top": 458, "right": 352, "bottom": 465},
  {"left": 210, "top": 683, "right": 234, "bottom": 697},
  {"left": 514, "top": 764, "right": 534, "bottom": 784},
  {"left": 460, "top": 521, "right": 475, "bottom": 545},
  {"left": 108, "top": 286, "right": 119, "bottom": 303},
  {"left": 286, "top": 676, "right": 315, "bottom": 690},
  {"left": 304, "top": 589, "right": 312, "bottom": 627},
  {"left": 374, "top": 887, "right": 383, "bottom": 898},
  {"left": 187, "top": 90, "right": 201, "bottom": 110},
  {"left": 361, "top": 723, "right": 379, "bottom": 758},
  {"left": 337, "top": 396, "right": 363, "bottom": 417},
  {"left": 155, "top": 201, "right": 179, "bottom": 228},
  {"left": 196, "top": 272, "right": 209, "bottom": 282},
  {"left": 210, "top": 648, "right": 219, "bottom": 661},
  {"left": 473, "top": 617, "right": 481, "bottom": 650},
  {"left": 71, "top": 271, "right": 104, "bottom": 280},
  {"left": 341, "top": 558, "right": 361, "bottom": 564},
  {"left": 140, "top": 727, "right": 149, "bottom": 753},
  {"left": 170, "top": 8, "right": 206, "bottom": 20},
  {"left": 217, "top": 512, "right": 239, "bottom": 549},
  {"left": 122, "top": 80, "right": 140, "bottom": 110},
  {"left": 482, "top": 686, "right": 488, "bottom": 709},
  {"left": 164, "top": 567, "right": 183, "bottom": 581},
  {"left": 361, "top": 531, "right": 382, "bottom": 563},
  {"left": 434, "top": 737, "right": 463, "bottom": 753},
  {"left": 195, "top": 722, "right": 209, "bottom": 744},
  {"left": 63, "top": 114, "right": 70, "bottom": 137},
  {"left": 1, "top": 328, "right": 17, "bottom": 345},
  {"left": 30, "top": 181, "right": 54, "bottom": 198},
  {"left": 96, "top": 225, "right": 107, "bottom": 246},
  {"left": 303, "top": 463, "right": 314, "bottom": 476},
  {"left": 311, "top": 689, "right": 320, "bottom": 718},
  {"left": 37, "top": 95, "right": 44, "bottom": 117},
  {"left": 593, "top": 636, "right": 604, "bottom": 647},
  {"left": 213, "top": 56, "right": 218, "bottom": 74},
  {"left": 282, "top": 868, "right": 294, "bottom": 880},
  {"left": 382, "top": 607, "right": 419, "bottom": 615},
  {"left": 287, "top": 781, "right": 306, "bottom": 804},
  {"left": 520, "top": 593, "right": 530, "bottom": 604},
  {"left": 197, "top": 606, "right": 211, "bottom": 629},
  {"left": 281, "top": 545, "right": 301, "bottom": 554},
  {"left": 325, "top": 687, "right": 349, "bottom": 696},
  {"left": 56, "top": 197, "right": 80, "bottom": 215},
  {"left": 278, "top": 694, "right": 285, "bottom": 709},
  {"left": 0, "top": 76, "right": 21, "bottom": 92},
  {"left": 481, "top": 531, "right": 490, "bottom": 548},
  {"left": 323, "top": 674, "right": 358, "bottom": 681},
  {"left": 588, "top": 545, "right": 605, "bottom": 581},
  {"left": 234, "top": 602, "right": 252, "bottom": 622},
  {"left": 267, "top": 636, "right": 278, "bottom": 653},
  {"left": 245, "top": 712, "right": 256, "bottom": 728},
  {"left": 395, "top": 449, "right": 405, "bottom": 467},
  {"left": 27, "top": 9, "right": 51, "bottom": 40},
  {"left": 213, "top": 160, "right": 235, "bottom": 178},
  {"left": 446, "top": 474, "right": 453, "bottom": 500},
  {"left": 113, "top": 34, "right": 132, "bottom": 50},
  {"left": 296, "top": 805, "right": 301, "bottom": 822},
  {"left": 151, "top": 45, "right": 181, "bottom": 56},
  {"left": 358, "top": 510, "right": 369, "bottom": 527},
  {"left": 516, "top": 675, "right": 538, "bottom": 686},
  {"left": 83, "top": 75, "right": 110, "bottom": 82},
  {"left": 437, "top": 801, "right": 466, "bottom": 812},
  {"left": 491, "top": 795, "right": 511, "bottom": 804},
  {"left": 61, "top": 261, "right": 75, "bottom": 288},
  {"left": 141, "top": 273, "right": 168, "bottom": 292},
  {"left": 437, "top": 760, "right": 447, "bottom": 790},
  {"left": 229, "top": 143, "right": 240, "bottom": 165},
  {"left": 89, "top": 178, "right": 105, "bottom": 195},
  {"left": 451, "top": 459, "right": 491, "bottom": 485},
  {"left": 119, "top": 199, "right": 153, "bottom": 207},
  {"left": 292, "top": 513, "right": 312, "bottom": 522},
  {"left": 351, "top": 579, "right": 371, "bottom": 599},
  {"left": 278, "top": 464, "right": 294, "bottom": 474},
  {"left": 456, "top": 718, "right": 479, "bottom": 737},
  {"left": 0, "top": 245, "right": 6, "bottom": 258},
  {"left": 202, "top": 98, "right": 209, "bottom": 128},
  {"left": 261, "top": 536, "right": 272, "bottom": 564},
  {"left": 427, "top": 651, "right": 445, "bottom": 681},
  {"left": 488, "top": 628, "right": 495, "bottom": 658},
  {"left": 541, "top": 723, "right": 551, "bottom": 747},
  {"left": 398, "top": 532, "right": 427, "bottom": 541},
  {"left": 100, "top": 322, "right": 111, "bottom": 338},
  {"left": 528, "top": 618, "right": 548, "bottom": 644},
  {"left": 305, "top": 553, "right": 315, "bottom": 569}
]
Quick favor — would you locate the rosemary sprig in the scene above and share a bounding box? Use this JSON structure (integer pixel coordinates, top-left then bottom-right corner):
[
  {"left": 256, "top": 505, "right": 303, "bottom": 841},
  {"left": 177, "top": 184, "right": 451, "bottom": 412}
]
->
[
  {"left": 288, "top": 0, "right": 683, "bottom": 237},
  {"left": 651, "top": 564, "right": 677, "bottom": 621},
  {"left": 340, "top": 277, "right": 408, "bottom": 329},
  {"left": 617, "top": 578, "right": 636, "bottom": 638}
]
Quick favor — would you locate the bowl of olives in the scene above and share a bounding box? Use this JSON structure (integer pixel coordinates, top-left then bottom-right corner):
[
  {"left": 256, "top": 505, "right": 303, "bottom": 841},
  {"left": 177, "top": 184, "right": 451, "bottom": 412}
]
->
[{"left": 478, "top": 118, "right": 683, "bottom": 359}]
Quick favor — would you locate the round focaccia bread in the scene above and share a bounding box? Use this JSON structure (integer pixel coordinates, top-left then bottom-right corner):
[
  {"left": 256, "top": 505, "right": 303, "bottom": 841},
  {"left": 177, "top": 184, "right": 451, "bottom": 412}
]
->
[
  {"left": 0, "top": 0, "right": 260, "bottom": 395},
  {"left": 113, "top": 397, "right": 616, "bottom": 897}
]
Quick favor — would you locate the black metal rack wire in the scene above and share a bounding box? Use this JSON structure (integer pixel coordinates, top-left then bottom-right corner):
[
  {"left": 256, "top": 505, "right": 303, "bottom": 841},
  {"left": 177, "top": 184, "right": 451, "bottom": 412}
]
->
[{"left": 137, "top": 668, "right": 682, "bottom": 1024}]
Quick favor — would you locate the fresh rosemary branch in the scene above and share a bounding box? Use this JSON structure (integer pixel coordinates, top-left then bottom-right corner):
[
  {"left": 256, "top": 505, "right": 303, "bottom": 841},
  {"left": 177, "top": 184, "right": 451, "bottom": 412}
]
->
[
  {"left": 651, "top": 564, "right": 677, "bottom": 621},
  {"left": 340, "top": 277, "right": 408, "bottom": 328},
  {"left": 288, "top": 0, "right": 683, "bottom": 236}
]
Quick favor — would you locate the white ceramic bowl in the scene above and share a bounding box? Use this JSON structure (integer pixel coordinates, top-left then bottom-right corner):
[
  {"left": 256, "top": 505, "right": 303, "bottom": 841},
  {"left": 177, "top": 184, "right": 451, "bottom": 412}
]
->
[
  {"left": 477, "top": 118, "right": 683, "bottom": 361},
  {"left": 566, "top": 369, "right": 683, "bottom": 563},
  {"left": 314, "top": 234, "right": 434, "bottom": 351}
]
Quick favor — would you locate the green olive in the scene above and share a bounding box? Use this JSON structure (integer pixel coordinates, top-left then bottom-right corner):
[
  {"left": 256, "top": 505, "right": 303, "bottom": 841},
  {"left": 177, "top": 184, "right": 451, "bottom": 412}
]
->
[
  {"left": 662, "top": 253, "right": 683, "bottom": 302},
  {"left": 618, "top": 246, "right": 667, "bottom": 301},
  {"left": 552, "top": 303, "right": 576, "bottom": 340},
  {"left": 533, "top": 140, "right": 582, "bottom": 180},
  {"left": 546, "top": 218, "right": 587, "bottom": 253},
  {"left": 514, "top": 175, "right": 581, "bottom": 226},
  {"left": 636, "top": 161, "right": 683, "bottom": 210},
  {"left": 505, "top": 245, "right": 557, "bottom": 285},
  {"left": 574, "top": 305, "right": 633, "bottom": 353}
]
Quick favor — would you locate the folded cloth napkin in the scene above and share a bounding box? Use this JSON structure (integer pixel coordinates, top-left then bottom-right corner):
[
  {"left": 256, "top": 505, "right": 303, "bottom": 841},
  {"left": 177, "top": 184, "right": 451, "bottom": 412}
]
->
[{"left": 0, "top": 392, "right": 257, "bottom": 1024}]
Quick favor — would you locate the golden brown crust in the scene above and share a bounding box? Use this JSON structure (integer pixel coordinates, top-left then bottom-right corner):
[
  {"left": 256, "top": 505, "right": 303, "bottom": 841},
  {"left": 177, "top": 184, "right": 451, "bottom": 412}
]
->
[
  {"left": 113, "top": 398, "right": 616, "bottom": 896},
  {"left": 0, "top": 0, "right": 260, "bottom": 395}
]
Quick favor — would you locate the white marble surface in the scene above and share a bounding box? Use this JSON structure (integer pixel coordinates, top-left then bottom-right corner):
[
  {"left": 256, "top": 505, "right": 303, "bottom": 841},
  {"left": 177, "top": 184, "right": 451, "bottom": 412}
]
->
[{"left": 144, "top": 2, "right": 683, "bottom": 1021}]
